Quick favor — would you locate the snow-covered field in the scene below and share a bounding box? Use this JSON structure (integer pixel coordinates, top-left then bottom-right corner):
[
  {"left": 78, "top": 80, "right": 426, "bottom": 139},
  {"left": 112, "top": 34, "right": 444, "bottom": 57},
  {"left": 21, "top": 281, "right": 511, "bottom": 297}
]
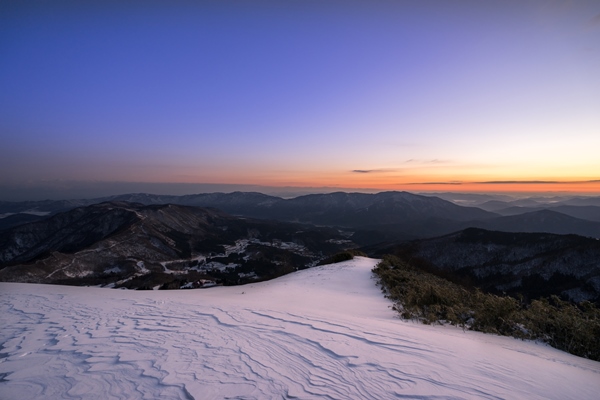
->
[{"left": 1, "top": 257, "right": 599, "bottom": 399}]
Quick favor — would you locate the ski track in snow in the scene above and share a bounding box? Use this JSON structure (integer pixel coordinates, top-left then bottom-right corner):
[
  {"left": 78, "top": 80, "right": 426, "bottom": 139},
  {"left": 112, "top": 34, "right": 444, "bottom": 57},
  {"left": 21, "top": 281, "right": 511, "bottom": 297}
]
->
[{"left": 1, "top": 257, "right": 599, "bottom": 399}]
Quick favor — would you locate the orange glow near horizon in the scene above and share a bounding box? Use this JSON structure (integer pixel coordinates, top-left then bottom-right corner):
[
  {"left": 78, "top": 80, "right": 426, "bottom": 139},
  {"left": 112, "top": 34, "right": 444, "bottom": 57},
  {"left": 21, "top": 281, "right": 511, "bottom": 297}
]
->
[
  {"left": 239, "top": 172, "right": 600, "bottom": 195},
  {"left": 169, "top": 178, "right": 600, "bottom": 196},
  {"left": 224, "top": 166, "right": 592, "bottom": 192},
  {"left": 141, "top": 165, "right": 600, "bottom": 195},
  {"left": 393, "top": 181, "right": 600, "bottom": 195},
  {"left": 3, "top": 2, "right": 600, "bottom": 201}
]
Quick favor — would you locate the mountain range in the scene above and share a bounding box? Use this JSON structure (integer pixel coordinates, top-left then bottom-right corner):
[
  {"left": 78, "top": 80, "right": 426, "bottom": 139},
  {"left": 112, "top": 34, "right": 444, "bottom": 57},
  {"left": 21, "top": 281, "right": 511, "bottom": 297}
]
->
[
  {"left": 3, "top": 191, "right": 600, "bottom": 241},
  {"left": 2, "top": 191, "right": 600, "bottom": 299},
  {"left": 0, "top": 202, "right": 351, "bottom": 289},
  {"left": 482, "top": 205, "right": 600, "bottom": 222}
]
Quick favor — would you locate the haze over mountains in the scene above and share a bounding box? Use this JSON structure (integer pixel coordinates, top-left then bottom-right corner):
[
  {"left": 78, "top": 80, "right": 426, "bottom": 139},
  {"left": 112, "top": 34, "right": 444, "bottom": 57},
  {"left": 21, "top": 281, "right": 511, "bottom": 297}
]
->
[{"left": 430, "top": 192, "right": 600, "bottom": 221}]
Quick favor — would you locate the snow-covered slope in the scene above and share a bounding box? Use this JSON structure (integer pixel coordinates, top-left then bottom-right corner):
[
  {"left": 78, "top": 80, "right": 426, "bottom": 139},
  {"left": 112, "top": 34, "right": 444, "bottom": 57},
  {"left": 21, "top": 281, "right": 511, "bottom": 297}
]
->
[{"left": 1, "top": 257, "right": 599, "bottom": 399}]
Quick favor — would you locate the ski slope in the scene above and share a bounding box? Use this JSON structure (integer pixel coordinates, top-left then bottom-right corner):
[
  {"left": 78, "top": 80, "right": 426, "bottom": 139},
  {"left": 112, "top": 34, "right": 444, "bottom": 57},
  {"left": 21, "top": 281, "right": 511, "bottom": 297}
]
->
[{"left": 1, "top": 257, "right": 599, "bottom": 399}]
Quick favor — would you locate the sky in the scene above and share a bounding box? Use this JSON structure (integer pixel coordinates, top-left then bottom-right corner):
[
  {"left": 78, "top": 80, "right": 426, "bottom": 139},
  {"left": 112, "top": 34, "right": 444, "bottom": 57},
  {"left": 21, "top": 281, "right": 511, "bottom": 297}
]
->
[{"left": 1, "top": 0, "right": 600, "bottom": 200}]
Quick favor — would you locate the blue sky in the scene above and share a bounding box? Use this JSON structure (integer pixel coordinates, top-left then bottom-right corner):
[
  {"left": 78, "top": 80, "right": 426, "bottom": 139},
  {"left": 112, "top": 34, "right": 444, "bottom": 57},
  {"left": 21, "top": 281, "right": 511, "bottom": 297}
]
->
[{"left": 1, "top": 1, "right": 599, "bottom": 200}]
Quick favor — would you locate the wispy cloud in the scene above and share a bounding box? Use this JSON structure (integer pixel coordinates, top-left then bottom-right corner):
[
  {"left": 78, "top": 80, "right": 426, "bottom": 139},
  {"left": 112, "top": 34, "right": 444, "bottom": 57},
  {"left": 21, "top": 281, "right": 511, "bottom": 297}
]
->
[
  {"left": 405, "top": 180, "right": 600, "bottom": 186},
  {"left": 476, "top": 180, "right": 600, "bottom": 185},
  {"left": 477, "top": 180, "right": 560, "bottom": 184},
  {"left": 407, "top": 181, "right": 463, "bottom": 185},
  {"left": 351, "top": 169, "right": 396, "bottom": 174}
]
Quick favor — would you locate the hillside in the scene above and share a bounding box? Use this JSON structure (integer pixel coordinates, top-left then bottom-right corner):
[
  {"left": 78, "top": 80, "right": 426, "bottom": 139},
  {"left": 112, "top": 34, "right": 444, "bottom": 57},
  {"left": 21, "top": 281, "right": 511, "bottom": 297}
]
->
[
  {"left": 1, "top": 258, "right": 598, "bottom": 399},
  {"left": 0, "top": 202, "right": 352, "bottom": 288},
  {"left": 366, "top": 227, "right": 600, "bottom": 303}
]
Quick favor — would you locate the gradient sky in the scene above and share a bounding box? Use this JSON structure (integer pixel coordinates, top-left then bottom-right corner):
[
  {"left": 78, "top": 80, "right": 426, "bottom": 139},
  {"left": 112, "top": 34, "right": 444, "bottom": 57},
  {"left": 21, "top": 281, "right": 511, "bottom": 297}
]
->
[{"left": 1, "top": 0, "right": 600, "bottom": 200}]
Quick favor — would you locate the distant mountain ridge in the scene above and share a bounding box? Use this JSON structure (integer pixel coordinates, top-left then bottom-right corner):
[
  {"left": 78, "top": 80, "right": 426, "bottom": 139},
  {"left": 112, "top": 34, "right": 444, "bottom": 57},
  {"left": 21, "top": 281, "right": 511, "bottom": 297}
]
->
[
  {"left": 0, "top": 213, "right": 47, "bottom": 231},
  {"left": 427, "top": 193, "right": 600, "bottom": 209},
  {"left": 467, "top": 209, "right": 600, "bottom": 238},
  {"left": 94, "top": 191, "right": 499, "bottom": 227},
  {"left": 3, "top": 195, "right": 600, "bottom": 300},
  {"left": 2, "top": 191, "right": 600, "bottom": 240},
  {"left": 0, "top": 191, "right": 498, "bottom": 237},
  {"left": 481, "top": 205, "right": 600, "bottom": 222},
  {"left": 476, "top": 197, "right": 600, "bottom": 212}
]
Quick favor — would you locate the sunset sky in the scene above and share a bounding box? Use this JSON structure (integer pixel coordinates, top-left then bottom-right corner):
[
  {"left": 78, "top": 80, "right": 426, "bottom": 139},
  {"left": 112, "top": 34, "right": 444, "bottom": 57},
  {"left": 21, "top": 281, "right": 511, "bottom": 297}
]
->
[{"left": 1, "top": 1, "right": 600, "bottom": 200}]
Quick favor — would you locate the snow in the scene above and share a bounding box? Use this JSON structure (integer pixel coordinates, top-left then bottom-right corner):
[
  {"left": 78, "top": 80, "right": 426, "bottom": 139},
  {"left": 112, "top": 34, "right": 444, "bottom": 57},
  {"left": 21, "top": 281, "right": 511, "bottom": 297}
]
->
[
  {"left": 135, "top": 260, "right": 149, "bottom": 274},
  {"left": 223, "top": 238, "right": 312, "bottom": 257},
  {"left": 1, "top": 257, "right": 599, "bottom": 399},
  {"left": 155, "top": 238, "right": 313, "bottom": 277}
]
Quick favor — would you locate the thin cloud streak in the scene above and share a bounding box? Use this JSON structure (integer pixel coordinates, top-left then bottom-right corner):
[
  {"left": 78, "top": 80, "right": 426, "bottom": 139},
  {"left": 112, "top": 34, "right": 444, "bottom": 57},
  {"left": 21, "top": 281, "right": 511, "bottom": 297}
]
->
[
  {"left": 476, "top": 180, "right": 600, "bottom": 185},
  {"left": 406, "top": 182, "right": 463, "bottom": 185},
  {"left": 351, "top": 169, "right": 397, "bottom": 174},
  {"left": 407, "top": 180, "right": 600, "bottom": 185}
]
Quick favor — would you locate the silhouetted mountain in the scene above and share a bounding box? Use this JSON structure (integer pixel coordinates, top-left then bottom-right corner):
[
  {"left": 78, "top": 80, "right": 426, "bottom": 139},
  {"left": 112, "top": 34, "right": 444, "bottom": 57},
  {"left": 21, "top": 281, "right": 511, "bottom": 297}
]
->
[
  {"left": 266, "top": 191, "right": 497, "bottom": 227},
  {"left": 469, "top": 210, "right": 600, "bottom": 238},
  {"left": 560, "top": 196, "right": 600, "bottom": 207},
  {"left": 0, "top": 192, "right": 285, "bottom": 221},
  {"left": 477, "top": 199, "right": 548, "bottom": 211},
  {"left": 0, "top": 191, "right": 498, "bottom": 236},
  {"left": 419, "top": 192, "right": 516, "bottom": 206},
  {"left": 476, "top": 196, "right": 600, "bottom": 211},
  {"left": 110, "top": 191, "right": 282, "bottom": 214},
  {"left": 493, "top": 205, "right": 600, "bottom": 222},
  {"left": 0, "top": 199, "right": 91, "bottom": 215},
  {"left": 0, "top": 202, "right": 353, "bottom": 288},
  {"left": 365, "top": 227, "right": 600, "bottom": 304},
  {"left": 0, "top": 213, "right": 47, "bottom": 231},
  {"left": 108, "top": 191, "right": 497, "bottom": 227},
  {"left": 475, "top": 200, "right": 512, "bottom": 211},
  {"left": 3, "top": 191, "right": 600, "bottom": 241}
]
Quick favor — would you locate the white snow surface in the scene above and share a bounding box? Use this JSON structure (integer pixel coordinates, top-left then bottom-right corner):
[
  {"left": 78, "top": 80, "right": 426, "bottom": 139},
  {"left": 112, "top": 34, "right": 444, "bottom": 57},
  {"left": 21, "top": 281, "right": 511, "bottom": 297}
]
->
[{"left": 1, "top": 257, "right": 599, "bottom": 399}]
